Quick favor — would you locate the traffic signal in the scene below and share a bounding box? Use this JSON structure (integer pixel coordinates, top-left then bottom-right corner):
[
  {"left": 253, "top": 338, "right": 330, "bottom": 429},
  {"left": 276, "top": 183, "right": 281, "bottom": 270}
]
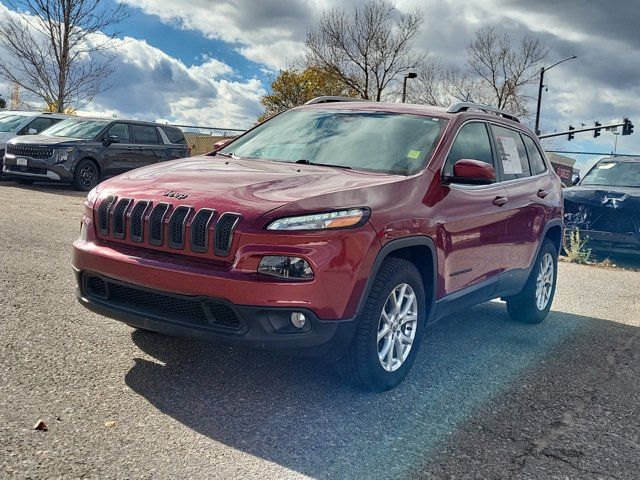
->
[
  {"left": 622, "top": 118, "right": 634, "bottom": 136},
  {"left": 594, "top": 121, "right": 601, "bottom": 138},
  {"left": 568, "top": 125, "right": 575, "bottom": 141}
]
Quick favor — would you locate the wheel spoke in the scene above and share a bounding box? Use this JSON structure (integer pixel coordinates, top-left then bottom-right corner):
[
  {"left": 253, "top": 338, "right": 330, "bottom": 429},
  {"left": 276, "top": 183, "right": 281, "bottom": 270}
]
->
[
  {"left": 398, "top": 331, "right": 413, "bottom": 345},
  {"left": 377, "top": 325, "right": 391, "bottom": 342},
  {"left": 400, "top": 313, "right": 417, "bottom": 326},
  {"left": 398, "top": 292, "right": 415, "bottom": 318}
]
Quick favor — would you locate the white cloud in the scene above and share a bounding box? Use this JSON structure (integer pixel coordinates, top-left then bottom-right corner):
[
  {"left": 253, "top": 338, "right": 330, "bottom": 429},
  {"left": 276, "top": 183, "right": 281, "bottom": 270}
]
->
[{"left": 0, "top": 3, "right": 265, "bottom": 128}]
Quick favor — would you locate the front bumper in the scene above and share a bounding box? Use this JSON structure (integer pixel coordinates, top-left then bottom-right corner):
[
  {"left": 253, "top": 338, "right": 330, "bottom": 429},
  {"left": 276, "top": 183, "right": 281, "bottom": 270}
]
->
[
  {"left": 75, "top": 269, "right": 356, "bottom": 359},
  {"left": 2, "top": 153, "right": 73, "bottom": 182}
]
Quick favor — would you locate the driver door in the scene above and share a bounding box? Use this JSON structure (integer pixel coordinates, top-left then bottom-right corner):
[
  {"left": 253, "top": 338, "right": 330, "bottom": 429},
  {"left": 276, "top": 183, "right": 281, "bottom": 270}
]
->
[{"left": 437, "top": 121, "right": 511, "bottom": 297}]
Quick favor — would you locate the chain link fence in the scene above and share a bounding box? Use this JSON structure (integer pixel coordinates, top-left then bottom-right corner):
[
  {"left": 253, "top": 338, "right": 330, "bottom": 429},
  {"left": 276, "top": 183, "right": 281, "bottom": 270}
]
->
[
  {"left": 541, "top": 134, "right": 639, "bottom": 186},
  {"left": 172, "top": 124, "right": 246, "bottom": 156}
]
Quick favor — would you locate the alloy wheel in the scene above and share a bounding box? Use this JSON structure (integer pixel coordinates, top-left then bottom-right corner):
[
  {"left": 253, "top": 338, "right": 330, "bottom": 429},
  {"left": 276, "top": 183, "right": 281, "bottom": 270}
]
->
[
  {"left": 377, "top": 283, "right": 418, "bottom": 372},
  {"left": 535, "top": 252, "right": 554, "bottom": 310}
]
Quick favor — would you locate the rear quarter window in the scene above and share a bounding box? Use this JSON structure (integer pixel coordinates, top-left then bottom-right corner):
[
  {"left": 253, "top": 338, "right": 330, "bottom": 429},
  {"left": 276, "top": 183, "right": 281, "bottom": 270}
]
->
[
  {"left": 161, "top": 126, "right": 187, "bottom": 145},
  {"left": 522, "top": 134, "right": 548, "bottom": 175}
]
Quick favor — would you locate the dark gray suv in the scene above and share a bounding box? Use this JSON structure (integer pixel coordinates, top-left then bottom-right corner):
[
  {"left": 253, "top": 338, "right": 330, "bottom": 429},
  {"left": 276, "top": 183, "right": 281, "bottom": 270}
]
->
[{"left": 2, "top": 117, "right": 190, "bottom": 190}]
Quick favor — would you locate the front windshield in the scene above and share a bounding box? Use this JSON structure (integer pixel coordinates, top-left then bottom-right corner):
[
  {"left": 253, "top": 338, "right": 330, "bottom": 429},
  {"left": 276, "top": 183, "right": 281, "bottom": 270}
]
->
[
  {"left": 0, "top": 114, "right": 28, "bottom": 132},
  {"left": 221, "top": 108, "right": 447, "bottom": 175},
  {"left": 581, "top": 160, "right": 640, "bottom": 188},
  {"left": 45, "top": 118, "right": 110, "bottom": 140}
]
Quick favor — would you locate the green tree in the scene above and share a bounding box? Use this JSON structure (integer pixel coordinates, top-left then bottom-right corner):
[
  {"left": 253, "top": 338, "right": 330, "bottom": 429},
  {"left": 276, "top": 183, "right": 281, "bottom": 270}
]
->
[{"left": 259, "top": 66, "right": 350, "bottom": 121}]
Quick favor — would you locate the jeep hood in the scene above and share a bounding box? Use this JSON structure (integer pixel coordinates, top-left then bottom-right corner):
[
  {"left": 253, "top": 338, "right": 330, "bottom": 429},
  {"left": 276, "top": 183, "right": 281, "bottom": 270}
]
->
[{"left": 98, "top": 155, "right": 402, "bottom": 224}]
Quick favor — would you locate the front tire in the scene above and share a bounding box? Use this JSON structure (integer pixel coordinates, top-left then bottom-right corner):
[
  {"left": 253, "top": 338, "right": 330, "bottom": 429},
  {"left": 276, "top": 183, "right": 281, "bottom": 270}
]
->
[
  {"left": 506, "top": 239, "right": 558, "bottom": 324},
  {"left": 335, "top": 257, "right": 426, "bottom": 391},
  {"left": 73, "top": 159, "right": 99, "bottom": 191}
]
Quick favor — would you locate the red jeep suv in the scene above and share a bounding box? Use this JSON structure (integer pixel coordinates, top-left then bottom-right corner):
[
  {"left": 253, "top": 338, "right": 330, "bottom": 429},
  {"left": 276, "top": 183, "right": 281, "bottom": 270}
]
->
[{"left": 73, "top": 99, "right": 563, "bottom": 391}]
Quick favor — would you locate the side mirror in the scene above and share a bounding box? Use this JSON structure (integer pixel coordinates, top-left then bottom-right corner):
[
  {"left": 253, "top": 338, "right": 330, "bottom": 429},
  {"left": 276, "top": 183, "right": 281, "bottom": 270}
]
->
[
  {"left": 212, "top": 138, "right": 232, "bottom": 152},
  {"left": 572, "top": 176, "right": 580, "bottom": 186},
  {"left": 445, "top": 159, "right": 496, "bottom": 185},
  {"left": 104, "top": 134, "right": 120, "bottom": 145},
  {"left": 28, "top": 128, "right": 38, "bottom": 135}
]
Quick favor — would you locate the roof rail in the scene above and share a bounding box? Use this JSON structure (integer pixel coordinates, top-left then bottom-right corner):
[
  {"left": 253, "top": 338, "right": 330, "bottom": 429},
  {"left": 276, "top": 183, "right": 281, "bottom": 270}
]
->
[
  {"left": 304, "top": 96, "right": 368, "bottom": 105},
  {"left": 446, "top": 102, "right": 520, "bottom": 123}
]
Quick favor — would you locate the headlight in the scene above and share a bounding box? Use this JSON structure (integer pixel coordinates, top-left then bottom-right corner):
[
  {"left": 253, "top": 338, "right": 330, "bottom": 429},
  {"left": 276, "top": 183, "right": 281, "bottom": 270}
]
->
[
  {"left": 258, "top": 256, "right": 314, "bottom": 280},
  {"left": 55, "top": 147, "right": 75, "bottom": 162},
  {"left": 267, "top": 208, "right": 368, "bottom": 231}
]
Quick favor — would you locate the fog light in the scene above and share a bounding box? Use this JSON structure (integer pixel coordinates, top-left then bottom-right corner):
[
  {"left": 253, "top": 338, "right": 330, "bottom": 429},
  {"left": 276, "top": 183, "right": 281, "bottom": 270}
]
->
[
  {"left": 291, "top": 312, "right": 306, "bottom": 329},
  {"left": 258, "top": 256, "right": 313, "bottom": 280}
]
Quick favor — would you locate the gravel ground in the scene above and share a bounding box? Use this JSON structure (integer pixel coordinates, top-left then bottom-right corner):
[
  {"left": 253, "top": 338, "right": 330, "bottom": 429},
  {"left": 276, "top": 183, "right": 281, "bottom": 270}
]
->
[{"left": 1, "top": 182, "right": 639, "bottom": 480}]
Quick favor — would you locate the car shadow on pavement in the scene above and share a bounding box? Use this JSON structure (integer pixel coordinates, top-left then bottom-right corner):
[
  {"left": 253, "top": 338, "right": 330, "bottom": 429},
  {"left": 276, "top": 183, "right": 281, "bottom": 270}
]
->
[{"left": 124, "top": 302, "right": 629, "bottom": 479}]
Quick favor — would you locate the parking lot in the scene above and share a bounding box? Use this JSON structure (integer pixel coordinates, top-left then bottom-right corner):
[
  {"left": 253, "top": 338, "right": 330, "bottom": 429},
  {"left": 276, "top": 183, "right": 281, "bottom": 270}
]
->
[{"left": 1, "top": 182, "right": 639, "bottom": 479}]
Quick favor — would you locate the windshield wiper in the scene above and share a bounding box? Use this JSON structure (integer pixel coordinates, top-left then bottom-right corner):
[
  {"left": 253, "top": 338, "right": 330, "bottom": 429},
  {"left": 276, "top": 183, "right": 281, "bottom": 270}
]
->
[
  {"left": 295, "top": 159, "right": 351, "bottom": 169},
  {"left": 216, "top": 151, "right": 234, "bottom": 158}
]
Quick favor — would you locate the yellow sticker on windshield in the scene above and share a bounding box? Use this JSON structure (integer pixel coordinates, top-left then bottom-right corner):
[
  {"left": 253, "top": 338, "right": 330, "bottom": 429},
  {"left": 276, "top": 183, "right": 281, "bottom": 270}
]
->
[{"left": 407, "top": 150, "right": 421, "bottom": 159}]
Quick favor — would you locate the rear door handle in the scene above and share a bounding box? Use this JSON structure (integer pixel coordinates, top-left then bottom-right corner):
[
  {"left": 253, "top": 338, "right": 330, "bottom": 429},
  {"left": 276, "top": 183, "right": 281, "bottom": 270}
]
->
[
  {"left": 493, "top": 196, "right": 508, "bottom": 207},
  {"left": 537, "top": 189, "right": 549, "bottom": 199}
]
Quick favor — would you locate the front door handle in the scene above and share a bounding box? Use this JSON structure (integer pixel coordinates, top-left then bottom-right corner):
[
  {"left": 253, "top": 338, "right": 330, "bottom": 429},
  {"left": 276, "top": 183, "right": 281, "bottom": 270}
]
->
[
  {"left": 492, "top": 196, "right": 508, "bottom": 207},
  {"left": 537, "top": 189, "right": 549, "bottom": 199}
]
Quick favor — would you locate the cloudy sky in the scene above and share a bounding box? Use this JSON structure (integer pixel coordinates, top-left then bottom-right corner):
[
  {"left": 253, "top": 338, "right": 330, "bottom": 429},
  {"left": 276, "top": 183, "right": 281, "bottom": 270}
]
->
[{"left": 0, "top": 0, "right": 639, "bottom": 158}]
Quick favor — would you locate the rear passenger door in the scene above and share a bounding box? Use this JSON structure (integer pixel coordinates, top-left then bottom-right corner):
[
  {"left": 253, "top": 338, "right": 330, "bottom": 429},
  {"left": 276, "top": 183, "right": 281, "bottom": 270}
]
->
[
  {"left": 438, "top": 121, "right": 511, "bottom": 296},
  {"left": 489, "top": 125, "right": 552, "bottom": 271},
  {"left": 159, "top": 126, "right": 190, "bottom": 160},
  {"left": 130, "top": 124, "right": 162, "bottom": 169}
]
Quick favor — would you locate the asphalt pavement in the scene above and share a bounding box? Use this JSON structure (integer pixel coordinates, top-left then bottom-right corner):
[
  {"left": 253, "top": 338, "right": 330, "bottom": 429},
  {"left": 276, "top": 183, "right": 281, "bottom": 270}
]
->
[{"left": 1, "top": 182, "right": 639, "bottom": 479}]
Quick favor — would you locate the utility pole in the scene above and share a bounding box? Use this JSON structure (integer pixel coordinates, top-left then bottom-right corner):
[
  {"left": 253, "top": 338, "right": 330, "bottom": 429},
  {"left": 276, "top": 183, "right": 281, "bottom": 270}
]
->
[{"left": 534, "top": 55, "right": 577, "bottom": 135}]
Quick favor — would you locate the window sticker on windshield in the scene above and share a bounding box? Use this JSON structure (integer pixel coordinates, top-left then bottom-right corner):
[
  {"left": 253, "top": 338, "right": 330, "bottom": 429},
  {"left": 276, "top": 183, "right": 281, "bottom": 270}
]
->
[
  {"left": 495, "top": 136, "right": 523, "bottom": 174},
  {"left": 407, "top": 150, "right": 421, "bottom": 159}
]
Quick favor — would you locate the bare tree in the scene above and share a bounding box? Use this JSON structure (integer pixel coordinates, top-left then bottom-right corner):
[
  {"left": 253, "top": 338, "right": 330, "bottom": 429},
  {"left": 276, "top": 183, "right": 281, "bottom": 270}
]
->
[
  {"left": 452, "top": 26, "right": 548, "bottom": 116},
  {"left": 0, "top": 0, "right": 128, "bottom": 112},
  {"left": 404, "top": 57, "right": 452, "bottom": 107},
  {"left": 305, "top": 0, "right": 424, "bottom": 101}
]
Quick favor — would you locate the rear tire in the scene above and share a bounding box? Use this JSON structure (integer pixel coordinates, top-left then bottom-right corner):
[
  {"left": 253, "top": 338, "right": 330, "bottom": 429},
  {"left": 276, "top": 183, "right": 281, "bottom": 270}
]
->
[
  {"left": 335, "top": 257, "right": 426, "bottom": 391},
  {"left": 73, "top": 159, "right": 99, "bottom": 191},
  {"left": 506, "top": 239, "right": 558, "bottom": 324}
]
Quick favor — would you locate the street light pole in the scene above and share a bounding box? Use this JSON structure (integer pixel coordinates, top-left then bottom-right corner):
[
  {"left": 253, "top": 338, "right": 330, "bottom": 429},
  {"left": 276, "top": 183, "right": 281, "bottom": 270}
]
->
[
  {"left": 534, "top": 55, "right": 577, "bottom": 136},
  {"left": 402, "top": 72, "right": 417, "bottom": 103}
]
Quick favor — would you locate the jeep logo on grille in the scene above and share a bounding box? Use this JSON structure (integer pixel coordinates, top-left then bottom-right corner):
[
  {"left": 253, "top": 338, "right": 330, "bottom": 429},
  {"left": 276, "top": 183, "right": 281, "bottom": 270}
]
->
[{"left": 163, "top": 190, "right": 188, "bottom": 200}]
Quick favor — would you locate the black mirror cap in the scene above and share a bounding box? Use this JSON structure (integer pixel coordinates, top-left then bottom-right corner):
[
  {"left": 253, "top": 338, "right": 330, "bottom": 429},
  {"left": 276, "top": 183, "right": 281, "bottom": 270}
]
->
[{"left": 104, "top": 134, "right": 120, "bottom": 145}]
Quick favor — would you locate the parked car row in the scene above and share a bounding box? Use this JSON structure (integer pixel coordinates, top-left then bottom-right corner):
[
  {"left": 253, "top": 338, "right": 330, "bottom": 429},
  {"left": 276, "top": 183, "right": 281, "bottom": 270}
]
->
[{"left": 0, "top": 112, "right": 190, "bottom": 190}]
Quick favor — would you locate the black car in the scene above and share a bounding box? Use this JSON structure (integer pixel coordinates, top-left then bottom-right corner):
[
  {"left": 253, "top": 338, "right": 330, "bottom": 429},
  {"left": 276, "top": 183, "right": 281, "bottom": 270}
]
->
[
  {"left": 2, "top": 118, "right": 190, "bottom": 190},
  {"left": 564, "top": 156, "right": 640, "bottom": 256}
]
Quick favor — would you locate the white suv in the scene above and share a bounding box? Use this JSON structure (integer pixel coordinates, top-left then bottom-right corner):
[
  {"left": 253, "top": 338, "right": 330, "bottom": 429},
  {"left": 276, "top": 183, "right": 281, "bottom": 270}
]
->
[{"left": 0, "top": 111, "right": 69, "bottom": 178}]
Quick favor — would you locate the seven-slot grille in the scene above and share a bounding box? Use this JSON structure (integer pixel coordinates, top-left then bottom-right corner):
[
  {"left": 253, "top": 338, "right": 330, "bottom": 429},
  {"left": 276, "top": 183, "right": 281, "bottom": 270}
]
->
[
  {"left": 7, "top": 144, "right": 54, "bottom": 159},
  {"left": 96, "top": 197, "right": 240, "bottom": 256}
]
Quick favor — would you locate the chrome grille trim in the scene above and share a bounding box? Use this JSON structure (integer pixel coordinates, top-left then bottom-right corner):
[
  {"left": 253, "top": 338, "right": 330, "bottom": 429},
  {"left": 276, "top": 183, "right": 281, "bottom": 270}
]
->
[
  {"left": 214, "top": 213, "right": 241, "bottom": 257},
  {"left": 112, "top": 198, "right": 132, "bottom": 239},
  {"left": 129, "top": 201, "right": 151, "bottom": 243},
  {"left": 97, "top": 196, "right": 117, "bottom": 235}
]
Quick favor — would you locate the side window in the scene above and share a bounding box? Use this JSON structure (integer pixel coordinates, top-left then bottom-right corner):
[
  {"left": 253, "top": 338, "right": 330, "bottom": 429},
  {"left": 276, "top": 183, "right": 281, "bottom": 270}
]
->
[
  {"left": 444, "top": 122, "right": 494, "bottom": 177},
  {"left": 491, "top": 125, "right": 531, "bottom": 180},
  {"left": 161, "top": 126, "right": 187, "bottom": 144},
  {"left": 131, "top": 124, "right": 160, "bottom": 144},
  {"left": 108, "top": 123, "right": 130, "bottom": 143},
  {"left": 27, "top": 117, "right": 54, "bottom": 134},
  {"left": 522, "top": 134, "right": 547, "bottom": 175}
]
